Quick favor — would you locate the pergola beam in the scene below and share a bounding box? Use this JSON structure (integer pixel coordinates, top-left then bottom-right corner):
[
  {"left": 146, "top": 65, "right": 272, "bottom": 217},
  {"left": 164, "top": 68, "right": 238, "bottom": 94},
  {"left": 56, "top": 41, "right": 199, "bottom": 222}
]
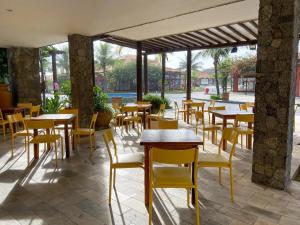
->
[{"left": 238, "top": 23, "right": 258, "bottom": 38}]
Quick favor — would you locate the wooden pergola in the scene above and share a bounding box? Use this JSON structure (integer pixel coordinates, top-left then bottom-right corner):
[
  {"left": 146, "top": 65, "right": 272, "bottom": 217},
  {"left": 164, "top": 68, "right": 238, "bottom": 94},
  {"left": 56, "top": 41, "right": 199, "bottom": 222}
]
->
[{"left": 94, "top": 19, "right": 258, "bottom": 101}]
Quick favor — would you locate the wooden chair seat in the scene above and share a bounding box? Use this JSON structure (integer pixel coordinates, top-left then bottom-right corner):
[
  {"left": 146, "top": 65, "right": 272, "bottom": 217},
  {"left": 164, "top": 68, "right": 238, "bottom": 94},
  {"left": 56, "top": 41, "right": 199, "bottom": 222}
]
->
[
  {"left": 112, "top": 152, "right": 144, "bottom": 168},
  {"left": 198, "top": 153, "right": 229, "bottom": 167},
  {"left": 153, "top": 167, "right": 193, "bottom": 187}
]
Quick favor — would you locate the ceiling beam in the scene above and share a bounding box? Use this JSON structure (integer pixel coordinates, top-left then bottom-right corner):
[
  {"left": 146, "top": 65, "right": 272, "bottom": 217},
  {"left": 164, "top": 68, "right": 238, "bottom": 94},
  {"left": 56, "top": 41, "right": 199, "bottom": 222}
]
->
[
  {"left": 193, "top": 31, "right": 221, "bottom": 44},
  {"left": 163, "top": 36, "right": 192, "bottom": 47},
  {"left": 215, "top": 27, "right": 240, "bottom": 42},
  {"left": 238, "top": 22, "right": 258, "bottom": 38},
  {"left": 179, "top": 33, "right": 208, "bottom": 46},
  {"left": 205, "top": 29, "right": 231, "bottom": 43},
  {"left": 173, "top": 35, "right": 201, "bottom": 47},
  {"left": 250, "top": 20, "right": 258, "bottom": 29},
  {"left": 226, "top": 25, "right": 251, "bottom": 41}
]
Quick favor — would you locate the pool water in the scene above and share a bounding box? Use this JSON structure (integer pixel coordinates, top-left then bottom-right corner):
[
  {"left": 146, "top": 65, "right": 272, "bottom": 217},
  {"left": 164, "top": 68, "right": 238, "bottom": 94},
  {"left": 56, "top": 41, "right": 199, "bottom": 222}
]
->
[{"left": 107, "top": 92, "right": 137, "bottom": 103}]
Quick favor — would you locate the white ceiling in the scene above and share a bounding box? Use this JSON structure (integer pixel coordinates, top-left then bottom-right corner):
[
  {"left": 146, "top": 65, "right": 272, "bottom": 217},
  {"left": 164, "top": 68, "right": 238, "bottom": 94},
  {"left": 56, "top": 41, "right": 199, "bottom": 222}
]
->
[{"left": 0, "top": 0, "right": 259, "bottom": 48}]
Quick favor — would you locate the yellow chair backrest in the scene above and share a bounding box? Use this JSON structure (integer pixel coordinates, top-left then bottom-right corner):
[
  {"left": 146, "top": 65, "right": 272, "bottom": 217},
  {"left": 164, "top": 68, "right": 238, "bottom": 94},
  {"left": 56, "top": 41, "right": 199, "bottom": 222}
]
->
[
  {"left": 112, "top": 97, "right": 122, "bottom": 107},
  {"left": 14, "top": 113, "right": 25, "bottom": 123},
  {"left": 191, "top": 102, "right": 205, "bottom": 110},
  {"left": 59, "top": 108, "right": 79, "bottom": 127},
  {"left": 158, "top": 104, "right": 166, "bottom": 116},
  {"left": 157, "top": 119, "right": 178, "bottom": 129},
  {"left": 30, "top": 105, "right": 41, "bottom": 117},
  {"left": 218, "top": 128, "right": 238, "bottom": 161},
  {"left": 25, "top": 119, "right": 55, "bottom": 130},
  {"left": 245, "top": 102, "right": 254, "bottom": 108},
  {"left": 239, "top": 104, "right": 248, "bottom": 111},
  {"left": 151, "top": 147, "right": 198, "bottom": 165},
  {"left": 236, "top": 114, "right": 254, "bottom": 123},
  {"left": 0, "top": 109, "right": 4, "bottom": 121},
  {"left": 103, "top": 129, "right": 117, "bottom": 162},
  {"left": 17, "top": 103, "right": 33, "bottom": 109},
  {"left": 208, "top": 106, "right": 225, "bottom": 111},
  {"left": 136, "top": 101, "right": 150, "bottom": 105},
  {"left": 195, "top": 111, "right": 204, "bottom": 122},
  {"left": 174, "top": 101, "right": 179, "bottom": 110},
  {"left": 122, "top": 106, "right": 138, "bottom": 113},
  {"left": 89, "top": 112, "right": 98, "bottom": 130}
]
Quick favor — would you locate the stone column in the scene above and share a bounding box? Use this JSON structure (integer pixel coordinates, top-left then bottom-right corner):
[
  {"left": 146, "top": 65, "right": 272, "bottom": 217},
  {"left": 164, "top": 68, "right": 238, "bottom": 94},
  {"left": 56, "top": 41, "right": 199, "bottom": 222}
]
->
[
  {"left": 8, "top": 47, "right": 41, "bottom": 105},
  {"left": 68, "top": 34, "right": 94, "bottom": 127},
  {"left": 252, "top": 0, "right": 299, "bottom": 189}
]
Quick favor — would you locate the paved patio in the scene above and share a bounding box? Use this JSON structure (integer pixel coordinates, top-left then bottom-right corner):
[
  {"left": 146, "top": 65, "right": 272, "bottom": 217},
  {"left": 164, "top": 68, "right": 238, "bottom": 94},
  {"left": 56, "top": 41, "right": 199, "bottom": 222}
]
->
[{"left": 0, "top": 111, "right": 300, "bottom": 225}]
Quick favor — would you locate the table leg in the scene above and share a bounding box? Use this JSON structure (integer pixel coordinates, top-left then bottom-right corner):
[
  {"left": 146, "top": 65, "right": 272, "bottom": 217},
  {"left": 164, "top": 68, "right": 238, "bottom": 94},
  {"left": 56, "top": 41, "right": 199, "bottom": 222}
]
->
[
  {"left": 222, "top": 118, "right": 227, "bottom": 150},
  {"left": 144, "top": 146, "right": 150, "bottom": 207},
  {"left": 65, "top": 123, "right": 70, "bottom": 158},
  {"left": 247, "top": 122, "right": 253, "bottom": 150},
  {"left": 33, "top": 129, "right": 39, "bottom": 159},
  {"left": 187, "top": 105, "right": 190, "bottom": 124},
  {"left": 46, "top": 129, "right": 50, "bottom": 151}
]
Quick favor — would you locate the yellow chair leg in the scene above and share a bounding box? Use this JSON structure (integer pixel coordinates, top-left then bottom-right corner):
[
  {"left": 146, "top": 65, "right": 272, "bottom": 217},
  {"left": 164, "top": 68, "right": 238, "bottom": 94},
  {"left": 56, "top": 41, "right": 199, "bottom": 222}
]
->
[
  {"left": 54, "top": 142, "right": 58, "bottom": 167},
  {"left": 195, "top": 187, "right": 200, "bottom": 225},
  {"left": 113, "top": 168, "right": 116, "bottom": 187},
  {"left": 149, "top": 187, "right": 153, "bottom": 225},
  {"left": 109, "top": 167, "right": 113, "bottom": 204},
  {"left": 230, "top": 166, "right": 234, "bottom": 202},
  {"left": 219, "top": 167, "right": 222, "bottom": 184},
  {"left": 2, "top": 124, "right": 6, "bottom": 142}
]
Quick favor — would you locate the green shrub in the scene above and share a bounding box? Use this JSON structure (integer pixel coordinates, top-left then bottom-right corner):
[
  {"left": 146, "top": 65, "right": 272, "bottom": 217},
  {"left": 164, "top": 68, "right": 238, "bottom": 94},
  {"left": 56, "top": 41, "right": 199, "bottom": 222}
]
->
[
  {"left": 93, "top": 86, "right": 113, "bottom": 113},
  {"left": 143, "top": 94, "right": 171, "bottom": 113},
  {"left": 210, "top": 95, "right": 222, "bottom": 100},
  {"left": 43, "top": 93, "right": 66, "bottom": 113},
  {"left": 60, "top": 80, "right": 72, "bottom": 104}
]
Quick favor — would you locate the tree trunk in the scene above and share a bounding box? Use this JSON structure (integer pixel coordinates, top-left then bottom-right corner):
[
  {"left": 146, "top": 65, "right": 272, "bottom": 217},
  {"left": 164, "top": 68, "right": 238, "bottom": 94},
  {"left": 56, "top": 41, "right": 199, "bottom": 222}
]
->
[{"left": 214, "top": 61, "right": 220, "bottom": 96}]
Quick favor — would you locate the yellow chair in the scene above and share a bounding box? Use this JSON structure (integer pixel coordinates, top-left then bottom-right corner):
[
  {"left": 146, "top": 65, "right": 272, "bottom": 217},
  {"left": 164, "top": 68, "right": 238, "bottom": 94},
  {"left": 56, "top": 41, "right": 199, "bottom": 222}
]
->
[
  {"left": 195, "top": 111, "right": 221, "bottom": 150},
  {"left": 56, "top": 108, "right": 79, "bottom": 133},
  {"left": 7, "top": 113, "right": 33, "bottom": 157},
  {"left": 198, "top": 128, "right": 238, "bottom": 202},
  {"left": 239, "top": 104, "right": 248, "bottom": 111},
  {"left": 149, "top": 147, "right": 200, "bottom": 225},
  {"left": 190, "top": 102, "right": 205, "bottom": 124},
  {"left": 146, "top": 103, "right": 165, "bottom": 128},
  {"left": 72, "top": 112, "right": 98, "bottom": 155},
  {"left": 174, "top": 101, "right": 188, "bottom": 120},
  {"left": 102, "top": 129, "right": 143, "bottom": 204},
  {"left": 17, "top": 103, "right": 33, "bottom": 116},
  {"left": 121, "top": 106, "right": 142, "bottom": 135},
  {"left": 234, "top": 114, "right": 254, "bottom": 149},
  {"left": 157, "top": 118, "right": 178, "bottom": 129},
  {"left": 0, "top": 109, "right": 8, "bottom": 142},
  {"left": 112, "top": 101, "right": 124, "bottom": 131},
  {"left": 30, "top": 105, "right": 41, "bottom": 117},
  {"left": 203, "top": 100, "right": 216, "bottom": 123},
  {"left": 26, "top": 119, "right": 63, "bottom": 166}
]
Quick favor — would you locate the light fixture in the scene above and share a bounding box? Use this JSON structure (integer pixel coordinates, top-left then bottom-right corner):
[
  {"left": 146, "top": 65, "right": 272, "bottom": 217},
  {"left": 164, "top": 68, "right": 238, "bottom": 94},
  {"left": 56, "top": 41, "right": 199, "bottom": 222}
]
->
[
  {"left": 249, "top": 45, "right": 257, "bottom": 50},
  {"left": 231, "top": 46, "right": 238, "bottom": 53}
]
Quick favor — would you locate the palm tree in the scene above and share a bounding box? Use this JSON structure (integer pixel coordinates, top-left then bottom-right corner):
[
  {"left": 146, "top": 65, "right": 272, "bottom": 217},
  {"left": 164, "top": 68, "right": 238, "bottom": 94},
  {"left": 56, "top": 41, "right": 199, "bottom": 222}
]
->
[
  {"left": 178, "top": 51, "right": 203, "bottom": 90},
  {"left": 57, "top": 45, "right": 69, "bottom": 75},
  {"left": 95, "top": 42, "right": 115, "bottom": 77},
  {"left": 200, "top": 48, "right": 231, "bottom": 96}
]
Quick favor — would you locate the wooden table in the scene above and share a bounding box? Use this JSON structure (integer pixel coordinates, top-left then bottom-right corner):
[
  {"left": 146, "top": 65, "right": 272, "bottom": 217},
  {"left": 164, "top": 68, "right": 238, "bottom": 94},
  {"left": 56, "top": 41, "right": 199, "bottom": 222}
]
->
[
  {"left": 127, "top": 103, "right": 152, "bottom": 128},
  {"left": 30, "top": 114, "right": 76, "bottom": 159},
  {"left": 211, "top": 110, "right": 254, "bottom": 150},
  {"left": 1, "top": 107, "right": 26, "bottom": 117},
  {"left": 140, "top": 129, "right": 203, "bottom": 206}
]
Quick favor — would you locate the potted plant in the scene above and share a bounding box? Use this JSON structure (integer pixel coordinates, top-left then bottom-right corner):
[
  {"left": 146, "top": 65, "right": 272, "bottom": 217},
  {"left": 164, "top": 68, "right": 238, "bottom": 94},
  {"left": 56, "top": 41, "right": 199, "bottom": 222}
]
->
[
  {"left": 0, "top": 48, "right": 12, "bottom": 108},
  {"left": 93, "top": 86, "right": 113, "bottom": 129}
]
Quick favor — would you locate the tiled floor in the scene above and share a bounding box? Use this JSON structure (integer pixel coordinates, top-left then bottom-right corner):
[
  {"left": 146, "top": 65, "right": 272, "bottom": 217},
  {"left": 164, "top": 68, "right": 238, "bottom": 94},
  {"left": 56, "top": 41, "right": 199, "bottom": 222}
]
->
[{"left": 0, "top": 111, "right": 300, "bottom": 225}]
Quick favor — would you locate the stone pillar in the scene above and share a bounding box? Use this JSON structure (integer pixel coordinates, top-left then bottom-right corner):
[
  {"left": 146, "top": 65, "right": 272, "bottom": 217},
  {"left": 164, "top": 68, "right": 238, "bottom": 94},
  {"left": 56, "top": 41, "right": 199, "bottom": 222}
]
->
[
  {"left": 8, "top": 47, "right": 41, "bottom": 105},
  {"left": 252, "top": 0, "right": 299, "bottom": 189},
  {"left": 68, "top": 34, "right": 94, "bottom": 127}
]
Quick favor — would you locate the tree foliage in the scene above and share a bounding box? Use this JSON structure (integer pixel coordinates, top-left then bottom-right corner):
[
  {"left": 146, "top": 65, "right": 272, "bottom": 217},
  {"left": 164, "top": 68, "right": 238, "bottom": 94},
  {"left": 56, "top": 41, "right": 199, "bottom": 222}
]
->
[
  {"left": 200, "top": 48, "right": 231, "bottom": 95},
  {"left": 232, "top": 55, "right": 256, "bottom": 76},
  {"left": 218, "top": 57, "right": 233, "bottom": 92},
  {"left": 95, "top": 42, "right": 115, "bottom": 76}
]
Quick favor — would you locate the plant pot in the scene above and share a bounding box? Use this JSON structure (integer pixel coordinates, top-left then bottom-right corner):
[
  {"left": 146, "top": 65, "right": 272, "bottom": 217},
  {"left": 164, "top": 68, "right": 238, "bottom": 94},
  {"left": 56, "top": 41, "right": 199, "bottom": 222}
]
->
[
  {"left": 0, "top": 84, "right": 12, "bottom": 108},
  {"left": 95, "top": 109, "right": 113, "bottom": 129},
  {"left": 222, "top": 92, "right": 230, "bottom": 101}
]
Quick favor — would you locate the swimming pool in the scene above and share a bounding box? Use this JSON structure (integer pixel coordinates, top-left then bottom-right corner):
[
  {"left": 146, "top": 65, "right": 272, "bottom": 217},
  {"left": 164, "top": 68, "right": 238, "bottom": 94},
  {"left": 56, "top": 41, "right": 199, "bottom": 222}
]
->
[{"left": 107, "top": 92, "right": 137, "bottom": 103}]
